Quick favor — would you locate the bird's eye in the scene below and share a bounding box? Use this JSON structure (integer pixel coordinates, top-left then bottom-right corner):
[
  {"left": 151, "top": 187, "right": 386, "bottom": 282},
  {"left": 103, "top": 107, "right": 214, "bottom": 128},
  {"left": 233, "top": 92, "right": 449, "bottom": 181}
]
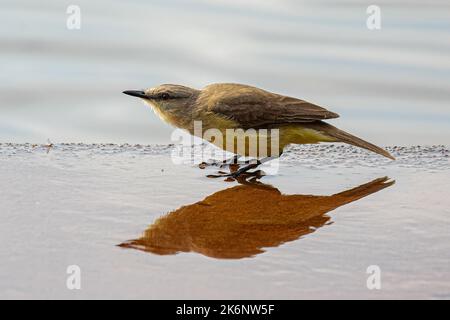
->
[{"left": 161, "top": 93, "right": 170, "bottom": 100}]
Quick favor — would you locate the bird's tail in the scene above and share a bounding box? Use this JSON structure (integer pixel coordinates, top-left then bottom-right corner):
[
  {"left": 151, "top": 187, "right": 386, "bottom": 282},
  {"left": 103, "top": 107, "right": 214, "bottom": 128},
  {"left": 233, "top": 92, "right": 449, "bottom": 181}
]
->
[
  {"left": 332, "top": 176, "right": 395, "bottom": 206},
  {"left": 305, "top": 121, "right": 395, "bottom": 160}
]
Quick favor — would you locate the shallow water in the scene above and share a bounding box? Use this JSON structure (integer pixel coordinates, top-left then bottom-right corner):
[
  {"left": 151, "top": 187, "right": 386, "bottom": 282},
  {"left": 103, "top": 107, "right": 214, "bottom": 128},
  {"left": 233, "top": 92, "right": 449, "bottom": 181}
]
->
[
  {"left": 1, "top": 1, "right": 450, "bottom": 145},
  {"left": 1, "top": 144, "right": 449, "bottom": 299}
]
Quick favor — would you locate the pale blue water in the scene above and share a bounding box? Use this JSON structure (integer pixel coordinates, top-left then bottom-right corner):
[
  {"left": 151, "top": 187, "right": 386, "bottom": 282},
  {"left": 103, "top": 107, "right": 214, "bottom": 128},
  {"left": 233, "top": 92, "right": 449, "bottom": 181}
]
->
[{"left": 1, "top": 0, "right": 449, "bottom": 145}]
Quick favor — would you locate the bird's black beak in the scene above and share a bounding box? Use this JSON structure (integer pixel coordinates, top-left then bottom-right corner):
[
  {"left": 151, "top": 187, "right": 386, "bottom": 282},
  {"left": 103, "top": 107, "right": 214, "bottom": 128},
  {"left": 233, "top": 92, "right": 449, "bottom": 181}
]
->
[{"left": 123, "top": 90, "right": 148, "bottom": 99}]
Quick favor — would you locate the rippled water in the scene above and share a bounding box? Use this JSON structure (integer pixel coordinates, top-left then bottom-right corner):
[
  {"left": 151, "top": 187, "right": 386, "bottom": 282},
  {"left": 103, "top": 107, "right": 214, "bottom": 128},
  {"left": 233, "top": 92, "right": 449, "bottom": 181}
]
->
[
  {"left": 1, "top": 0, "right": 450, "bottom": 145},
  {"left": 1, "top": 144, "right": 449, "bottom": 299}
]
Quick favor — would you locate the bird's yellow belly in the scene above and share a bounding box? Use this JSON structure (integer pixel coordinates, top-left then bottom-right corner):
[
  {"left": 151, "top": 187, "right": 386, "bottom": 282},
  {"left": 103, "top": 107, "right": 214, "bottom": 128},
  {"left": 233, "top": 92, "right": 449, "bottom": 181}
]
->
[
  {"left": 202, "top": 124, "right": 336, "bottom": 158},
  {"left": 279, "top": 125, "right": 336, "bottom": 147}
]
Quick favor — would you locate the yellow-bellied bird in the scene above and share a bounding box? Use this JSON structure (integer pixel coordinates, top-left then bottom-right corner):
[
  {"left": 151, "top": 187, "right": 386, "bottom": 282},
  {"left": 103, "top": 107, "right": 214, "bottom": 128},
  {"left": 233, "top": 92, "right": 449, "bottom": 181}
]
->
[{"left": 124, "top": 83, "right": 394, "bottom": 177}]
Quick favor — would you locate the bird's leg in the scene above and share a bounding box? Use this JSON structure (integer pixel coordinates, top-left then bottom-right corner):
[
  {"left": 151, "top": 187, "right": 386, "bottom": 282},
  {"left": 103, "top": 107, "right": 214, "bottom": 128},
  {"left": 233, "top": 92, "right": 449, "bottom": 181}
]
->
[
  {"left": 221, "top": 154, "right": 240, "bottom": 166},
  {"left": 207, "top": 156, "right": 278, "bottom": 179},
  {"left": 220, "top": 155, "right": 258, "bottom": 168},
  {"left": 229, "top": 161, "right": 261, "bottom": 177},
  {"left": 199, "top": 154, "right": 240, "bottom": 169},
  {"left": 230, "top": 155, "right": 281, "bottom": 178}
]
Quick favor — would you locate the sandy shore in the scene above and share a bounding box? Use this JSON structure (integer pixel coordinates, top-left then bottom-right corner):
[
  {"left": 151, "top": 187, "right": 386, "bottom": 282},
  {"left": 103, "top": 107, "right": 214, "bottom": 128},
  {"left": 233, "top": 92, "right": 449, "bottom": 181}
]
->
[{"left": 0, "top": 143, "right": 449, "bottom": 299}]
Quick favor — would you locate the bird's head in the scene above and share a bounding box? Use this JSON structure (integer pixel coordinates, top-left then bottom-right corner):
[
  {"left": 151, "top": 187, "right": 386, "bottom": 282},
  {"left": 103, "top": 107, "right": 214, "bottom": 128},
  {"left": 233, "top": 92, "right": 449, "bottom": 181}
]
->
[{"left": 123, "top": 84, "right": 199, "bottom": 113}]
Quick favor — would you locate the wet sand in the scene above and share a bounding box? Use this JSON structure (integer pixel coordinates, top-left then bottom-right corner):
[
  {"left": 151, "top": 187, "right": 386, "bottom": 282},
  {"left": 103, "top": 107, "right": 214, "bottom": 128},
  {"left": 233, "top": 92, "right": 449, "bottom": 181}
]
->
[{"left": 0, "top": 143, "right": 449, "bottom": 299}]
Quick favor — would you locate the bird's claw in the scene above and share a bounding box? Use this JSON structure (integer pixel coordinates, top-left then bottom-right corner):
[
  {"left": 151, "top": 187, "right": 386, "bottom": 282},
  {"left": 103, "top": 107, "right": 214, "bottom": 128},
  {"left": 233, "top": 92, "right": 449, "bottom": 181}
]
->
[
  {"left": 199, "top": 156, "right": 246, "bottom": 169},
  {"left": 206, "top": 172, "right": 234, "bottom": 179},
  {"left": 198, "top": 160, "right": 219, "bottom": 169},
  {"left": 207, "top": 169, "right": 264, "bottom": 181},
  {"left": 199, "top": 160, "right": 235, "bottom": 169}
]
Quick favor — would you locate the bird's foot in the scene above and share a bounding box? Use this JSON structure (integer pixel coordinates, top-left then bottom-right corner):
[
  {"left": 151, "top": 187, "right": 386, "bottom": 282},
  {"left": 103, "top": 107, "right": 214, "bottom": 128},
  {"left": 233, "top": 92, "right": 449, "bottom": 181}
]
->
[
  {"left": 220, "top": 158, "right": 253, "bottom": 168},
  {"left": 207, "top": 169, "right": 265, "bottom": 181},
  {"left": 198, "top": 159, "right": 224, "bottom": 169},
  {"left": 207, "top": 161, "right": 263, "bottom": 181},
  {"left": 198, "top": 155, "right": 244, "bottom": 169},
  {"left": 198, "top": 160, "right": 216, "bottom": 169}
]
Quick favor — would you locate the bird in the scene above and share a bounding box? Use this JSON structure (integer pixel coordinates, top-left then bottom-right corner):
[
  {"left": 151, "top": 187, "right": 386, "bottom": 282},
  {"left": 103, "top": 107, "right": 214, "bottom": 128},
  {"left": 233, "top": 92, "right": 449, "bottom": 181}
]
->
[
  {"left": 118, "top": 176, "right": 394, "bottom": 259},
  {"left": 123, "top": 83, "right": 395, "bottom": 177}
]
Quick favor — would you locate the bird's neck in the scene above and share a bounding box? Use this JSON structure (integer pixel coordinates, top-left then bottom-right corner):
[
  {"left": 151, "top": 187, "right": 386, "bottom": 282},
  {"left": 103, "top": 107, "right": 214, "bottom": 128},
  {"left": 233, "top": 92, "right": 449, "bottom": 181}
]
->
[{"left": 147, "top": 101, "right": 195, "bottom": 130}]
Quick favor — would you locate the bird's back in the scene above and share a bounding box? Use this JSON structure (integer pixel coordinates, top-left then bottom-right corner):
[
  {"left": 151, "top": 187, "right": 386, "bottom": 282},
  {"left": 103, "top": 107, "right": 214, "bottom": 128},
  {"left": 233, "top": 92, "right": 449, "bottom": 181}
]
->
[{"left": 199, "top": 83, "right": 339, "bottom": 129}]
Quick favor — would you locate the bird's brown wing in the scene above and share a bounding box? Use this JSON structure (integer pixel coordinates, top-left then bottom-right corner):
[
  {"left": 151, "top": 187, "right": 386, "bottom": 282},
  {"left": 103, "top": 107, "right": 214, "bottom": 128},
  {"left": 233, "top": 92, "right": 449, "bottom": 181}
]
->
[{"left": 210, "top": 88, "right": 339, "bottom": 128}]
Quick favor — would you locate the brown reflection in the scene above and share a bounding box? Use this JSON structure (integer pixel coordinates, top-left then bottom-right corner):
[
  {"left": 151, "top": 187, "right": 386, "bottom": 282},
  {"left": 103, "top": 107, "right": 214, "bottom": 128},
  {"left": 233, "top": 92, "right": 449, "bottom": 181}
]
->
[{"left": 119, "top": 177, "right": 394, "bottom": 259}]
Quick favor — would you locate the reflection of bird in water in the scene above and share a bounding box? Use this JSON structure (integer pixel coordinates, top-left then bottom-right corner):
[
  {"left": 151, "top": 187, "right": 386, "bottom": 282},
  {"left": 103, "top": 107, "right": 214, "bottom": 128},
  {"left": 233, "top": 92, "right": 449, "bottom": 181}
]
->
[{"left": 119, "top": 177, "right": 394, "bottom": 259}]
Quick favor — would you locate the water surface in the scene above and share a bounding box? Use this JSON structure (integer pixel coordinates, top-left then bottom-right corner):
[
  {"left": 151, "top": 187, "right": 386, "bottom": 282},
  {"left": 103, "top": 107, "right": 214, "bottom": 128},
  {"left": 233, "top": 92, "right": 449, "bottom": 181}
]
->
[
  {"left": 1, "top": 144, "right": 449, "bottom": 299},
  {"left": 1, "top": 0, "right": 449, "bottom": 145}
]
